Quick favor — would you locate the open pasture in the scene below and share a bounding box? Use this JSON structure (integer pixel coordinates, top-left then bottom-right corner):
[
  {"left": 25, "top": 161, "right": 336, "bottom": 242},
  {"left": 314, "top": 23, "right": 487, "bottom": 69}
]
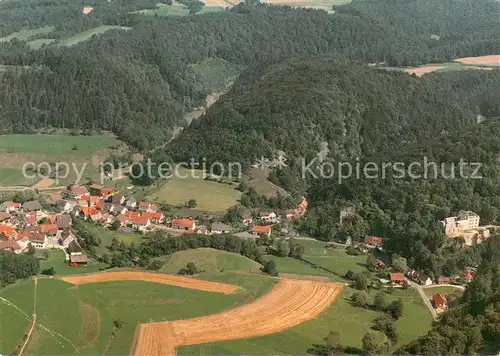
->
[
  {"left": 0, "top": 26, "right": 54, "bottom": 43},
  {"left": 147, "top": 168, "right": 241, "bottom": 213},
  {"left": 0, "top": 134, "right": 121, "bottom": 186},
  {"left": 262, "top": 0, "right": 350, "bottom": 12},
  {"left": 160, "top": 248, "right": 262, "bottom": 274},
  {"left": 57, "top": 26, "right": 130, "bottom": 47},
  {"left": 132, "top": 279, "right": 343, "bottom": 355},
  {"left": 132, "top": 2, "right": 224, "bottom": 16}
]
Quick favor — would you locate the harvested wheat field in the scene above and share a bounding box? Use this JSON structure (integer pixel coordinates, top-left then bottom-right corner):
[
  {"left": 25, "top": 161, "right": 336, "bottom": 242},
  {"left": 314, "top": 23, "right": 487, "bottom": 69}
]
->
[
  {"left": 59, "top": 271, "right": 238, "bottom": 294},
  {"left": 406, "top": 66, "right": 444, "bottom": 76},
  {"left": 132, "top": 279, "right": 343, "bottom": 356},
  {"left": 455, "top": 54, "right": 500, "bottom": 66}
]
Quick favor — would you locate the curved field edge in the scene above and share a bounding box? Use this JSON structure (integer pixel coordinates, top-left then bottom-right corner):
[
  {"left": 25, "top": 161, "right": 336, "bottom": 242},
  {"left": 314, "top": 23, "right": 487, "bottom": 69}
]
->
[
  {"left": 179, "top": 287, "right": 434, "bottom": 355},
  {"left": 132, "top": 280, "right": 343, "bottom": 355},
  {"left": 14, "top": 275, "right": 275, "bottom": 355},
  {"left": 58, "top": 271, "right": 239, "bottom": 294}
]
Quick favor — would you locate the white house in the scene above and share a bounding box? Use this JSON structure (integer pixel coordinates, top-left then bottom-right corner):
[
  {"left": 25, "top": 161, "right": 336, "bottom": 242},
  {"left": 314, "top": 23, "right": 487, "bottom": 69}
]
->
[
  {"left": 132, "top": 216, "right": 151, "bottom": 233},
  {"left": 126, "top": 198, "right": 137, "bottom": 209},
  {"left": 259, "top": 211, "right": 277, "bottom": 222},
  {"left": 58, "top": 200, "right": 77, "bottom": 213},
  {"left": 27, "top": 233, "right": 47, "bottom": 249}
]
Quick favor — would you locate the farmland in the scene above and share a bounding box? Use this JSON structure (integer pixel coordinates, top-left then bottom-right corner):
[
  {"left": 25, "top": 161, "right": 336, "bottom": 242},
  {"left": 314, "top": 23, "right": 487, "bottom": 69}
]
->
[
  {"left": 57, "top": 26, "right": 131, "bottom": 47},
  {"left": 180, "top": 287, "right": 433, "bottom": 355},
  {"left": 380, "top": 58, "right": 499, "bottom": 77},
  {"left": 159, "top": 248, "right": 262, "bottom": 274},
  {"left": 147, "top": 168, "right": 241, "bottom": 213},
  {"left": 0, "top": 134, "right": 122, "bottom": 186},
  {"left": 1, "top": 273, "right": 276, "bottom": 355},
  {"left": 133, "top": 279, "right": 343, "bottom": 355}
]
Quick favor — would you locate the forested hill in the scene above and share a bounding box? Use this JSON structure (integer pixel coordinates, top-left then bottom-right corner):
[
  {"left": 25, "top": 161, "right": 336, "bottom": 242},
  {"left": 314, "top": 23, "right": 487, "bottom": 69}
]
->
[
  {"left": 304, "top": 118, "right": 500, "bottom": 277},
  {"left": 165, "top": 58, "right": 500, "bottom": 168},
  {"left": 0, "top": 0, "right": 499, "bottom": 149}
]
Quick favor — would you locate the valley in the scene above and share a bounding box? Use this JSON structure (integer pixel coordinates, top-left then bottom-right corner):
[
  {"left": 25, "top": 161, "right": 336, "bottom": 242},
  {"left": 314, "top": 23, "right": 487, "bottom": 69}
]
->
[{"left": 0, "top": 0, "right": 499, "bottom": 355}]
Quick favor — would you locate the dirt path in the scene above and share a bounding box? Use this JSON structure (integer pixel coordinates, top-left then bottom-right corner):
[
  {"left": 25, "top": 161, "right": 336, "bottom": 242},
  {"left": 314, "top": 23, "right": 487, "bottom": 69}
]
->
[
  {"left": 59, "top": 271, "right": 238, "bottom": 294},
  {"left": 410, "top": 281, "right": 438, "bottom": 321},
  {"left": 132, "top": 279, "right": 343, "bottom": 356},
  {"left": 18, "top": 278, "right": 37, "bottom": 356}
]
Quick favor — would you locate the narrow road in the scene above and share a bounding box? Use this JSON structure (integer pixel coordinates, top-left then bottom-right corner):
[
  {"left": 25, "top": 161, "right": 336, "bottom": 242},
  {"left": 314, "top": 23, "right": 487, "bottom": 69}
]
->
[
  {"left": 18, "top": 277, "right": 37, "bottom": 356},
  {"left": 410, "top": 281, "right": 438, "bottom": 321}
]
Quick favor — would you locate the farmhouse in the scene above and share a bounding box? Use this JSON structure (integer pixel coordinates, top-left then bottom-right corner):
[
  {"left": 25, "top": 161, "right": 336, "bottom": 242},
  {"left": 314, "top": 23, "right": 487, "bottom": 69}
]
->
[
  {"left": 141, "top": 211, "right": 165, "bottom": 224},
  {"left": 40, "top": 223, "right": 58, "bottom": 236},
  {"left": 171, "top": 218, "right": 196, "bottom": 231},
  {"left": 0, "top": 240, "right": 22, "bottom": 253},
  {"left": 437, "top": 276, "right": 451, "bottom": 284},
  {"left": 116, "top": 214, "right": 130, "bottom": 227},
  {"left": 55, "top": 214, "right": 72, "bottom": 230},
  {"left": 365, "top": 236, "right": 383, "bottom": 247},
  {"left": 132, "top": 216, "right": 151, "bottom": 233},
  {"left": 211, "top": 223, "right": 232, "bottom": 235},
  {"left": 23, "top": 200, "right": 42, "bottom": 212},
  {"left": 62, "top": 185, "right": 89, "bottom": 200},
  {"left": 432, "top": 293, "right": 448, "bottom": 309},
  {"left": 111, "top": 194, "right": 126, "bottom": 205},
  {"left": 0, "top": 225, "right": 16, "bottom": 239},
  {"left": 28, "top": 232, "right": 47, "bottom": 249},
  {"left": 390, "top": 273, "right": 408, "bottom": 286},
  {"left": 0, "top": 201, "right": 21, "bottom": 213},
  {"left": 417, "top": 274, "right": 433, "bottom": 286},
  {"left": 242, "top": 214, "right": 253, "bottom": 226},
  {"left": 259, "top": 211, "right": 277, "bottom": 222},
  {"left": 252, "top": 225, "right": 272, "bottom": 237}
]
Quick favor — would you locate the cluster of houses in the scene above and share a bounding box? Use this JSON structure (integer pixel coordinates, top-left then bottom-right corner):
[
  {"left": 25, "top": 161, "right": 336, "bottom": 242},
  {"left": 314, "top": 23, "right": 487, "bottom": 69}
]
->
[
  {"left": 0, "top": 199, "right": 88, "bottom": 265},
  {"left": 388, "top": 270, "right": 474, "bottom": 288},
  {"left": 0, "top": 186, "right": 309, "bottom": 267}
]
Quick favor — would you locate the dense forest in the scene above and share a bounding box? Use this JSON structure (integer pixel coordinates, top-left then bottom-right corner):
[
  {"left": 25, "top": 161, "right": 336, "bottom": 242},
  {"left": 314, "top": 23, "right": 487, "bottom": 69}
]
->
[
  {"left": 0, "top": 0, "right": 499, "bottom": 149},
  {"left": 303, "top": 118, "right": 500, "bottom": 278},
  {"left": 399, "top": 234, "right": 500, "bottom": 354},
  {"left": 165, "top": 58, "right": 500, "bottom": 178}
]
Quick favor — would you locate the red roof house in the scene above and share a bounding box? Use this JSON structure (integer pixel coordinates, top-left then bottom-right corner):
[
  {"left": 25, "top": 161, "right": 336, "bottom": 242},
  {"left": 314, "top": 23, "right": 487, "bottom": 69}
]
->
[
  {"left": 464, "top": 272, "right": 474, "bottom": 282},
  {"left": 432, "top": 293, "right": 448, "bottom": 309},
  {"left": 171, "top": 218, "right": 196, "bottom": 231},
  {"left": 252, "top": 225, "right": 272, "bottom": 237}
]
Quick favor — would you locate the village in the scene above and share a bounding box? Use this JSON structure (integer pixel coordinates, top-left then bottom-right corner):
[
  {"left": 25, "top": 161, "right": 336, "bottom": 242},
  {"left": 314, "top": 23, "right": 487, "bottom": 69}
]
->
[{"left": 0, "top": 183, "right": 308, "bottom": 267}]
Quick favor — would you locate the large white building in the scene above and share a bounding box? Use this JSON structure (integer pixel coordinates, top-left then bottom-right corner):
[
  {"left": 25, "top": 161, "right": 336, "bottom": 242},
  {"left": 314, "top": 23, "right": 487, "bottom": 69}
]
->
[{"left": 443, "top": 210, "right": 480, "bottom": 236}]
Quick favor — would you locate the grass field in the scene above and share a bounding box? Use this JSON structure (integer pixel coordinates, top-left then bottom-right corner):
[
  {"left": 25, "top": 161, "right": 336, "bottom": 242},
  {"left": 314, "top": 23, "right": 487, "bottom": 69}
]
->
[
  {"left": 37, "top": 250, "right": 108, "bottom": 276},
  {"left": 0, "top": 26, "right": 54, "bottom": 43},
  {"left": 265, "top": 239, "right": 371, "bottom": 282},
  {"left": 243, "top": 169, "right": 289, "bottom": 197},
  {"left": 423, "top": 286, "right": 464, "bottom": 297},
  {"left": 7, "top": 273, "right": 275, "bottom": 355},
  {"left": 147, "top": 168, "right": 241, "bottom": 212},
  {"left": 160, "top": 248, "right": 262, "bottom": 274},
  {"left": 27, "top": 38, "right": 56, "bottom": 49},
  {"left": 380, "top": 61, "right": 498, "bottom": 77},
  {"left": 180, "top": 286, "right": 432, "bottom": 355},
  {"left": 132, "top": 2, "right": 224, "bottom": 16},
  {"left": 78, "top": 222, "right": 143, "bottom": 257},
  {"left": 57, "top": 26, "right": 130, "bottom": 47},
  {"left": 0, "top": 280, "right": 35, "bottom": 355},
  {"left": 0, "top": 134, "right": 121, "bottom": 186}
]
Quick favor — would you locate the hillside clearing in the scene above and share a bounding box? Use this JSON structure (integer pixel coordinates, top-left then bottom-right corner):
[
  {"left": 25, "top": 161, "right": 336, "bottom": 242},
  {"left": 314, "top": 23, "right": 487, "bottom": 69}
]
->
[
  {"left": 0, "top": 26, "right": 54, "bottom": 42},
  {"left": 132, "top": 2, "right": 224, "bottom": 16},
  {"left": 58, "top": 26, "right": 131, "bottom": 47},
  {"left": 455, "top": 54, "right": 500, "bottom": 66}
]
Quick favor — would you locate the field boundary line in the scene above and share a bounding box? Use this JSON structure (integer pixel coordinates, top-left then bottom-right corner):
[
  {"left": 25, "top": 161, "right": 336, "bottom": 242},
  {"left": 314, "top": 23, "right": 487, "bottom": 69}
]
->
[{"left": 18, "top": 278, "right": 37, "bottom": 356}]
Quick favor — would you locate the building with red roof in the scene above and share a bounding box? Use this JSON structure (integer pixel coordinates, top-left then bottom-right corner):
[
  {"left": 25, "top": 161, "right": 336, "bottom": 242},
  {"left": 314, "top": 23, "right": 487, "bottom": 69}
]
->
[
  {"left": 40, "top": 224, "right": 58, "bottom": 236},
  {"left": 171, "top": 218, "right": 196, "bottom": 231},
  {"left": 390, "top": 273, "right": 408, "bottom": 286},
  {"left": 432, "top": 293, "right": 448, "bottom": 309},
  {"left": 251, "top": 225, "right": 272, "bottom": 237}
]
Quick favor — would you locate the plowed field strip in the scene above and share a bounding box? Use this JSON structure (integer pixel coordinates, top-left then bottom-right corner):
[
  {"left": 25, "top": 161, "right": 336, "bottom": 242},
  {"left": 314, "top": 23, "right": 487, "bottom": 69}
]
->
[
  {"left": 133, "top": 280, "right": 343, "bottom": 356},
  {"left": 59, "top": 271, "right": 238, "bottom": 294}
]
